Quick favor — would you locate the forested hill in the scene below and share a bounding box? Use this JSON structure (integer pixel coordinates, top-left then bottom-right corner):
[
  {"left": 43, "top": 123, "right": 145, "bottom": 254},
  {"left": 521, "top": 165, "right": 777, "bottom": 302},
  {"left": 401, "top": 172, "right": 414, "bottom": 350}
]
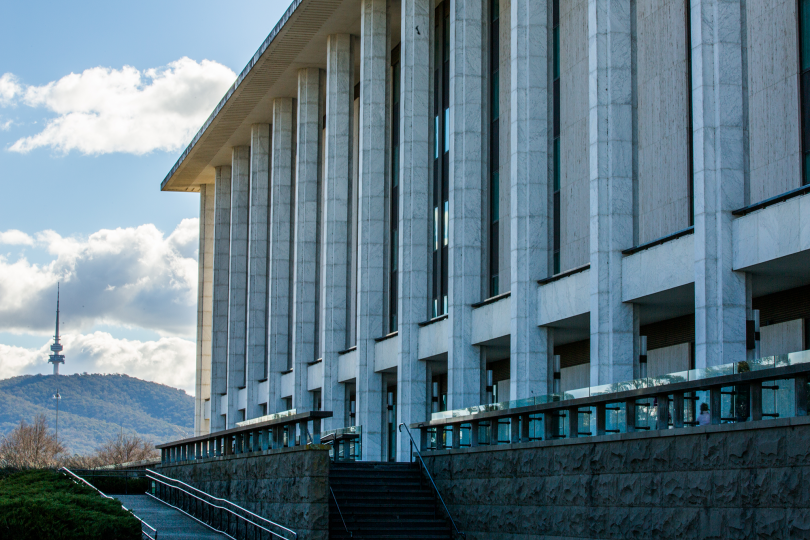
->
[{"left": 0, "top": 373, "right": 194, "bottom": 456}]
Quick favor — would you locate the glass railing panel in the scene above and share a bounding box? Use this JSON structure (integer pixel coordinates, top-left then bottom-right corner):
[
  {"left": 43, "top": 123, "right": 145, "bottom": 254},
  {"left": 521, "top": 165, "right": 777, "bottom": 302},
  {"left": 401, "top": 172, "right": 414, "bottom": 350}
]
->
[
  {"left": 763, "top": 378, "right": 795, "bottom": 420},
  {"left": 563, "top": 387, "right": 591, "bottom": 401},
  {"left": 604, "top": 402, "right": 625, "bottom": 434},
  {"left": 634, "top": 398, "right": 656, "bottom": 431},
  {"left": 528, "top": 413, "right": 543, "bottom": 441}
]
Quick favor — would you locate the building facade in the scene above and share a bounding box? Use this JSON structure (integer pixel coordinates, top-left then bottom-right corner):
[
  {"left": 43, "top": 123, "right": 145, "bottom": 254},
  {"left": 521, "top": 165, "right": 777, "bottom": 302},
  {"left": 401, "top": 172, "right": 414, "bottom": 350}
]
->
[{"left": 162, "top": 0, "right": 810, "bottom": 461}]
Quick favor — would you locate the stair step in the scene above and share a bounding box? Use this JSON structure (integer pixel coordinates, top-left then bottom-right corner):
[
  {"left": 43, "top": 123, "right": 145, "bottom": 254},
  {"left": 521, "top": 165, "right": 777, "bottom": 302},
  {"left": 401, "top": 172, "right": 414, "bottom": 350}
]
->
[{"left": 329, "top": 462, "right": 453, "bottom": 540}]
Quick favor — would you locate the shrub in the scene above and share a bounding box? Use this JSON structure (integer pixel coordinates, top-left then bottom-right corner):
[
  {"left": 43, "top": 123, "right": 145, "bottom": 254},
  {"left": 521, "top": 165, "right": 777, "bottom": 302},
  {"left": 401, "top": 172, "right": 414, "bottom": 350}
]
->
[{"left": 0, "top": 469, "right": 141, "bottom": 540}]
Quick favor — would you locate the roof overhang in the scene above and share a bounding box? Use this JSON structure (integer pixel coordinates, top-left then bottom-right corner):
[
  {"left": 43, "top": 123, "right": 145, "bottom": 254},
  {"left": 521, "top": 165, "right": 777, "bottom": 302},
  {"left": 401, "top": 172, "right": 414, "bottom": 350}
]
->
[{"left": 160, "top": 0, "right": 360, "bottom": 192}]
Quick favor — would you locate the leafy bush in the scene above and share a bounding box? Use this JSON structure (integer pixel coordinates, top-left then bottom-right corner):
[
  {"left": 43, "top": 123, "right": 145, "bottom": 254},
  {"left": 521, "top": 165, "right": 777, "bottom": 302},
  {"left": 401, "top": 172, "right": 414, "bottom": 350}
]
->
[{"left": 0, "top": 469, "right": 141, "bottom": 540}]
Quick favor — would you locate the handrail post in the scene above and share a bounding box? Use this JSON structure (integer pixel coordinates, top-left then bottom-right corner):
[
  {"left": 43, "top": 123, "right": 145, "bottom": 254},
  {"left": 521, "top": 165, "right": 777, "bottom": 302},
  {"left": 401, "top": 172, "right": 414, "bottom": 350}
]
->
[
  {"left": 510, "top": 415, "right": 520, "bottom": 444},
  {"left": 520, "top": 415, "right": 531, "bottom": 443},
  {"left": 710, "top": 386, "right": 722, "bottom": 425},
  {"left": 795, "top": 375, "right": 808, "bottom": 416},
  {"left": 750, "top": 381, "right": 763, "bottom": 421},
  {"left": 595, "top": 404, "right": 606, "bottom": 436},
  {"left": 568, "top": 407, "right": 578, "bottom": 438},
  {"left": 656, "top": 394, "right": 669, "bottom": 430},
  {"left": 452, "top": 424, "right": 461, "bottom": 449},
  {"left": 625, "top": 399, "right": 636, "bottom": 433},
  {"left": 672, "top": 393, "right": 684, "bottom": 428}
]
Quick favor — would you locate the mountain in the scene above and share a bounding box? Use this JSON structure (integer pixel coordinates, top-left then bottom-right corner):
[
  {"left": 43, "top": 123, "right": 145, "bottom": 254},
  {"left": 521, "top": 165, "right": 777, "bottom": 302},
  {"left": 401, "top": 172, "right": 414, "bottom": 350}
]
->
[{"left": 0, "top": 373, "right": 194, "bottom": 456}]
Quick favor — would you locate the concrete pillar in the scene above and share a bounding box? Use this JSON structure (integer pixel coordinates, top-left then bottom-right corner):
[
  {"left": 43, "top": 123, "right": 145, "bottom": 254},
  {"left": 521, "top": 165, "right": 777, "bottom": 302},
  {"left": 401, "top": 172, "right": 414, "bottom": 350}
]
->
[
  {"left": 246, "top": 124, "right": 271, "bottom": 420},
  {"left": 209, "top": 166, "right": 232, "bottom": 432},
  {"left": 588, "top": 0, "right": 634, "bottom": 385},
  {"left": 510, "top": 0, "right": 550, "bottom": 400},
  {"left": 227, "top": 146, "right": 251, "bottom": 427},
  {"left": 195, "top": 184, "right": 215, "bottom": 435},
  {"left": 447, "top": 0, "right": 485, "bottom": 410},
  {"left": 356, "top": 0, "right": 388, "bottom": 461},
  {"left": 292, "top": 68, "right": 324, "bottom": 412},
  {"left": 321, "top": 34, "right": 354, "bottom": 430},
  {"left": 267, "top": 98, "right": 296, "bottom": 413},
  {"left": 396, "top": 0, "right": 431, "bottom": 461},
  {"left": 691, "top": 0, "right": 747, "bottom": 368}
]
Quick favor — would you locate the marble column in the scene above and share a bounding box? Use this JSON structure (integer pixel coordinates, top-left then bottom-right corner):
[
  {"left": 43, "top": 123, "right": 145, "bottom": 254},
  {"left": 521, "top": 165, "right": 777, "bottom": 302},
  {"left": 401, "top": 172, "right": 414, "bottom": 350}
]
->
[
  {"left": 510, "top": 0, "right": 550, "bottom": 400},
  {"left": 209, "top": 165, "right": 232, "bottom": 432},
  {"left": 267, "top": 98, "right": 295, "bottom": 413},
  {"left": 246, "top": 124, "right": 271, "bottom": 420},
  {"left": 447, "top": 0, "right": 485, "bottom": 410},
  {"left": 227, "top": 146, "right": 251, "bottom": 427},
  {"left": 292, "top": 68, "right": 324, "bottom": 412},
  {"left": 691, "top": 0, "right": 747, "bottom": 367},
  {"left": 588, "top": 0, "right": 634, "bottom": 385},
  {"left": 194, "top": 183, "right": 215, "bottom": 436},
  {"left": 321, "top": 33, "right": 354, "bottom": 430},
  {"left": 397, "top": 0, "right": 431, "bottom": 461},
  {"left": 356, "top": 0, "right": 387, "bottom": 461}
]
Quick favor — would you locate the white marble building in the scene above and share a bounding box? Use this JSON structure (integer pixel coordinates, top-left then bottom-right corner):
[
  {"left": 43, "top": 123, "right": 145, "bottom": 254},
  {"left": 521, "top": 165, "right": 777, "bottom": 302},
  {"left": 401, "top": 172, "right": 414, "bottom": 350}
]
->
[{"left": 163, "top": 0, "right": 810, "bottom": 461}]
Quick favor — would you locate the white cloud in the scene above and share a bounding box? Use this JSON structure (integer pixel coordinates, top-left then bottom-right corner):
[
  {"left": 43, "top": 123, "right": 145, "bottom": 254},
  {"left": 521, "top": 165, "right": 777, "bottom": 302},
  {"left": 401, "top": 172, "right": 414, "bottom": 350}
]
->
[
  {"left": 0, "top": 220, "right": 199, "bottom": 337},
  {"left": 0, "top": 119, "right": 12, "bottom": 131},
  {"left": 0, "top": 73, "right": 21, "bottom": 106},
  {"left": 0, "top": 332, "right": 195, "bottom": 394},
  {"left": 4, "top": 57, "right": 235, "bottom": 155},
  {"left": 0, "top": 229, "right": 34, "bottom": 246}
]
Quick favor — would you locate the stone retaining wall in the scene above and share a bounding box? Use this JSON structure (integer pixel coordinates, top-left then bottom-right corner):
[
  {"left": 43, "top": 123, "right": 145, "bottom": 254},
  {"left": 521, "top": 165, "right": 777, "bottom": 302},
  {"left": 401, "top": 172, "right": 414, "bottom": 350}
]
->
[
  {"left": 422, "top": 417, "right": 810, "bottom": 539},
  {"left": 158, "top": 446, "right": 330, "bottom": 540}
]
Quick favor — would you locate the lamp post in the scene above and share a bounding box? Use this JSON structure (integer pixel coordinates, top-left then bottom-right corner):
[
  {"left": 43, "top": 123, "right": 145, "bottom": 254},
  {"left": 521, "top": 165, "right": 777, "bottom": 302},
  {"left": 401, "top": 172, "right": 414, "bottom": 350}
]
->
[{"left": 53, "top": 389, "right": 61, "bottom": 447}]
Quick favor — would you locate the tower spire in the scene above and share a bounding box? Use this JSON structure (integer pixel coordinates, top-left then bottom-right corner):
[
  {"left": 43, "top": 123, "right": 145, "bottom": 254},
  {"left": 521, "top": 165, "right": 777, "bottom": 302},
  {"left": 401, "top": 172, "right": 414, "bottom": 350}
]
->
[{"left": 48, "top": 283, "right": 65, "bottom": 375}]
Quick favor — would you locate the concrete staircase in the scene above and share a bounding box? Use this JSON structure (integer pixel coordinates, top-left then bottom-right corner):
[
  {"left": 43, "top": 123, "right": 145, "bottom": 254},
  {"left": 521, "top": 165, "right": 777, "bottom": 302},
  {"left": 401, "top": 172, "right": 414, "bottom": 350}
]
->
[{"left": 328, "top": 462, "right": 453, "bottom": 540}]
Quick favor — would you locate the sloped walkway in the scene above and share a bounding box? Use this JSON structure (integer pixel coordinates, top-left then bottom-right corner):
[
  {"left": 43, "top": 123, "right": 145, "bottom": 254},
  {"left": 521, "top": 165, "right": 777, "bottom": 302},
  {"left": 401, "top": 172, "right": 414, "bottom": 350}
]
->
[{"left": 116, "top": 494, "right": 226, "bottom": 540}]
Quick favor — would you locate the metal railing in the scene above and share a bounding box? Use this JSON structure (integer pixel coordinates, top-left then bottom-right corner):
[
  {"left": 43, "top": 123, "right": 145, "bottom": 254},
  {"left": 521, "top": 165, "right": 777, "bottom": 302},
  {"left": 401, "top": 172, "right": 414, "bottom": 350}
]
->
[
  {"left": 59, "top": 467, "right": 157, "bottom": 540},
  {"left": 146, "top": 469, "right": 296, "bottom": 540},
  {"left": 157, "top": 411, "right": 332, "bottom": 466},
  {"left": 413, "top": 351, "right": 810, "bottom": 450},
  {"left": 329, "top": 487, "right": 352, "bottom": 537},
  {"left": 69, "top": 468, "right": 150, "bottom": 495},
  {"left": 398, "top": 424, "right": 465, "bottom": 539}
]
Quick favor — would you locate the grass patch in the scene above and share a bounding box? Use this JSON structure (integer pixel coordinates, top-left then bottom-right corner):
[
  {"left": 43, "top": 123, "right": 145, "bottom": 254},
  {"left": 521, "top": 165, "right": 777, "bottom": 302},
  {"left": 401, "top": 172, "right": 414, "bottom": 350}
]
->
[{"left": 0, "top": 469, "right": 141, "bottom": 540}]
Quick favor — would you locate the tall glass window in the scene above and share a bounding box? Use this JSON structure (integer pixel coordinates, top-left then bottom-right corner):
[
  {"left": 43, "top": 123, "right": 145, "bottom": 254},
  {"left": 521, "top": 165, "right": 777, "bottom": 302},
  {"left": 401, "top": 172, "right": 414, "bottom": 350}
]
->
[
  {"left": 390, "top": 47, "right": 401, "bottom": 333},
  {"left": 433, "top": 2, "right": 450, "bottom": 318},
  {"left": 686, "top": 0, "right": 695, "bottom": 225},
  {"left": 801, "top": 0, "right": 810, "bottom": 184},
  {"left": 552, "top": 0, "right": 561, "bottom": 274},
  {"left": 489, "top": 0, "right": 500, "bottom": 296}
]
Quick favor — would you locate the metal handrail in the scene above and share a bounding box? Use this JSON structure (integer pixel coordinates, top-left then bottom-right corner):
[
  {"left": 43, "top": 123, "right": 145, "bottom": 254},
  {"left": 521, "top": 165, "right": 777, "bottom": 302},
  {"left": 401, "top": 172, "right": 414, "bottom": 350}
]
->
[
  {"left": 329, "top": 487, "right": 352, "bottom": 537},
  {"left": 146, "top": 470, "right": 296, "bottom": 539},
  {"left": 59, "top": 467, "right": 157, "bottom": 540},
  {"left": 398, "top": 424, "right": 465, "bottom": 539}
]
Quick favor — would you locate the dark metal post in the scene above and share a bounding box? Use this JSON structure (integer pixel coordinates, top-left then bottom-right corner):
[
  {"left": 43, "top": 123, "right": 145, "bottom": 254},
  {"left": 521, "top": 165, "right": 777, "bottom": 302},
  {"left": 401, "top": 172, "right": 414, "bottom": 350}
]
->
[
  {"left": 656, "top": 395, "right": 669, "bottom": 430},
  {"left": 568, "top": 407, "right": 578, "bottom": 438},
  {"left": 710, "top": 386, "right": 722, "bottom": 425},
  {"left": 672, "top": 393, "right": 684, "bottom": 428},
  {"left": 509, "top": 415, "right": 520, "bottom": 444},
  {"left": 625, "top": 400, "right": 636, "bottom": 433},
  {"left": 595, "top": 403, "right": 606, "bottom": 436},
  {"left": 521, "top": 414, "right": 531, "bottom": 442},
  {"left": 795, "top": 375, "right": 808, "bottom": 416},
  {"left": 452, "top": 424, "right": 461, "bottom": 449},
  {"left": 470, "top": 420, "right": 479, "bottom": 447},
  {"left": 750, "top": 381, "right": 763, "bottom": 421}
]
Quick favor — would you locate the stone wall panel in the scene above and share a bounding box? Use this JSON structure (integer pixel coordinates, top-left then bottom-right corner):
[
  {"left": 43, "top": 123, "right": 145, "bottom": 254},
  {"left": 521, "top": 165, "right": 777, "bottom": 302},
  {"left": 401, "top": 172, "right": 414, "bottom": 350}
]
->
[
  {"left": 158, "top": 448, "right": 330, "bottom": 540},
  {"left": 421, "top": 422, "right": 810, "bottom": 539}
]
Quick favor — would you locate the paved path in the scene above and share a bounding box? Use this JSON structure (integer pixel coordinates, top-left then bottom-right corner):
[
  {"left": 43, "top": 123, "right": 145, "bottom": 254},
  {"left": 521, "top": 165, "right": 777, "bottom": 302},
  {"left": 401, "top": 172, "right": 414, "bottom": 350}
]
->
[{"left": 116, "top": 494, "right": 226, "bottom": 540}]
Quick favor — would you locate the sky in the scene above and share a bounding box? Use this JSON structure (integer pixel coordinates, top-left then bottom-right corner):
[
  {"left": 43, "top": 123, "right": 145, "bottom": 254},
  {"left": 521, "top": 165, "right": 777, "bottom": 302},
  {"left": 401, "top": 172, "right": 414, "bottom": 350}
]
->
[{"left": 0, "top": 0, "right": 291, "bottom": 394}]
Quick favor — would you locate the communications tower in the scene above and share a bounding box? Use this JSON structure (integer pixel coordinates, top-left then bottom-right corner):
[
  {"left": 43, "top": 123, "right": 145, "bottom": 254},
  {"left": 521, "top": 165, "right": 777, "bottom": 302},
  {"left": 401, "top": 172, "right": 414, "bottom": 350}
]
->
[{"left": 48, "top": 284, "right": 65, "bottom": 375}]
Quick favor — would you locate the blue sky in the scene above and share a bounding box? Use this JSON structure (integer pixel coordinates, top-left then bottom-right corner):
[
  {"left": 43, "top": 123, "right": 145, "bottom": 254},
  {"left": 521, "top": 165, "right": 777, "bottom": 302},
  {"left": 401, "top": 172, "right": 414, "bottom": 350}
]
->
[{"left": 0, "top": 0, "right": 291, "bottom": 392}]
